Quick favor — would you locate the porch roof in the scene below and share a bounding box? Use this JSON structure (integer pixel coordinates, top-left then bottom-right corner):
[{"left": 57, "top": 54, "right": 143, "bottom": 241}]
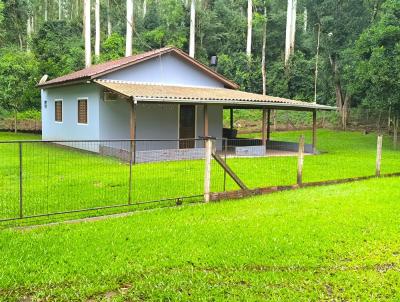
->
[{"left": 94, "top": 80, "right": 335, "bottom": 111}]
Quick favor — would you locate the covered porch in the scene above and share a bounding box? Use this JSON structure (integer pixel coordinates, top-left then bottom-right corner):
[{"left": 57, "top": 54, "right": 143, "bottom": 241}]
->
[
  {"left": 95, "top": 80, "right": 334, "bottom": 161},
  {"left": 221, "top": 106, "right": 318, "bottom": 157}
]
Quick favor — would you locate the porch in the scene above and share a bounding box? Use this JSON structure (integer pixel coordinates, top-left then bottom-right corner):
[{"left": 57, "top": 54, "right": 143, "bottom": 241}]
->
[{"left": 95, "top": 80, "right": 334, "bottom": 161}]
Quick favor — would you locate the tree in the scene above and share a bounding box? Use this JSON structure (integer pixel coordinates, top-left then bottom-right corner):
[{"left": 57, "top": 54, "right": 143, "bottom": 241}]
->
[
  {"left": 84, "top": 0, "right": 91, "bottom": 67},
  {"left": 345, "top": 0, "right": 400, "bottom": 142},
  {"left": 189, "top": 0, "right": 195, "bottom": 57},
  {"left": 32, "top": 21, "right": 84, "bottom": 78},
  {"left": 94, "top": 0, "right": 100, "bottom": 60},
  {"left": 126, "top": 0, "right": 133, "bottom": 56},
  {"left": 284, "top": 0, "right": 297, "bottom": 65},
  {"left": 246, "top": 0, "right": 253, "bottom": 58},
  {"left": 0, "top": 48, "right": 40, "bottom": 131}
]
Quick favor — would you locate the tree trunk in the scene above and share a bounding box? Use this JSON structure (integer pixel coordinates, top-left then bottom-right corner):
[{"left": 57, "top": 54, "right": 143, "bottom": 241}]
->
[
  {"left": 125, "top": 0, "right": 134, "bottom": 57},
  {"left": 394, "top": 116, "right": 398, "bottom": 148},
  {"left": 14, "top": 110, "right": 18, "bottom": 133},
  {"left": 189, "top": 0, "right": 196, "bottom": 58},
  {"left": 290, "top": 0, "right": 297, "bottom": 53},
  {"left": 284, "top": 0, "right": 293, "bottom": 65},
  {"left": 95, "top": 0, "right": 100, "bottom": 59},
  {"left": 143, "top": 0, "right": 147, "bottom": 18},
  {"left": 303, "top": 7, "right": 307, "bottom": 32},
  {"left": 314, "top": 23, "right": 321, "bottom": 103},
  {"left": 246, "top": 0, "right": 252, "bottom": 58},
  {"left": 26, "top": 15, "right": 31, "bottom": 52},
  {"left": 59, "top": 0, "right": 62, "bottom": 20},
  {"left": 44, "top": 0, "right": 48, "bottom": 21},
  {"left": 84, "top": 0, "right": 91, "bottom": 67},
  {"left": 261, "top": 6, "right": 267, "bottom": 95},
  {"left": 329, "top": 54, "right": 348, "bottom": 130},
  {"left": 107, "top": 0, "right": 112, "bottom": 37}
]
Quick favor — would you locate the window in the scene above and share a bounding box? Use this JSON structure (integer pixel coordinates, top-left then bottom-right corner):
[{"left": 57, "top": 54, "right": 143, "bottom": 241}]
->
[
  {"left": 55, "top": 100, "right": 62, "bottom": 122},
  {"left": 78, "top": 99, "right": 88, "bottom": 124}
]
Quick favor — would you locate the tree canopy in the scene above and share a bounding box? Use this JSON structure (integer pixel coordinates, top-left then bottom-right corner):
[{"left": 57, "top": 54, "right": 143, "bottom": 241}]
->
[{"left": 0, "top": 0, "right": 398, "bottom": 123}]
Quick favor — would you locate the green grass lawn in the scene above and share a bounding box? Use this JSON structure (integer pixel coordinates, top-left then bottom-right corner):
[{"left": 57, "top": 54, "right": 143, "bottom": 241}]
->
[
  {"left": 1, "top": 177, "right": 400, "bottom": 301},
  {"left": 0, "top": 129, "right": 399, "bottom": 222}
]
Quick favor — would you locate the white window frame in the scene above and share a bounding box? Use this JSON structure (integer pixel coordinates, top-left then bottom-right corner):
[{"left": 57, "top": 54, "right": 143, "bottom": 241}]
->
[
  {"left": 54, "top": 99, "right": 63, "bottom": 123},
  {"left": 77, "top": 97, "right": 89, "bottom": 125}
]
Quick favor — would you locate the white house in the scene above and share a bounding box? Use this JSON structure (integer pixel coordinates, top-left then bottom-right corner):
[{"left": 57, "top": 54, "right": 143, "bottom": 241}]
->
[{"left": 39, "top": 47, "right": 332, "bottom": 161}]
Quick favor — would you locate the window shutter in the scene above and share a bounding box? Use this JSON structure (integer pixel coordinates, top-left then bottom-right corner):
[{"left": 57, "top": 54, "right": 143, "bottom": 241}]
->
[
  {"left": 78, "top": 99, "right": 88, "bottom": 124},
  {"left": 55, "top": 101, "right": 62, "bottom": 122}
]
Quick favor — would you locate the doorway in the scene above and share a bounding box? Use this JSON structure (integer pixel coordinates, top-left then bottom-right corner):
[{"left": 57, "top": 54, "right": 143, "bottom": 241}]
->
[{"left": 179, "top": 105, "right": 196, "bottom": 149}]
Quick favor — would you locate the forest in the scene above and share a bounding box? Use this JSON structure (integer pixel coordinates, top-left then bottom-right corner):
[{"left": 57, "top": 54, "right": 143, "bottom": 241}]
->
[{"left": 0, "top": 0, "right": 399, "bottom": 130}]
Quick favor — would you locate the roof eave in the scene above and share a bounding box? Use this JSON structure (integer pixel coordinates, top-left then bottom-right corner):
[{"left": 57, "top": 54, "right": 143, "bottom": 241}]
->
[{"left": 37, "top": 78, "right": 91, "bottom": 89}]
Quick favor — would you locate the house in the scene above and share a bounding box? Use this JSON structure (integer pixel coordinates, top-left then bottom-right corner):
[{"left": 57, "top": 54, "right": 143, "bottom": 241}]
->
[{"left": 38, "top": 47, "right": 333, "bottom": 162}]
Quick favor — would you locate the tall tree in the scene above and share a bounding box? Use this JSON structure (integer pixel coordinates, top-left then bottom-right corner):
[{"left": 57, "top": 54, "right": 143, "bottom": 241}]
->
[
  {"left": 284, "top": 0, "right": 297, "bottom": 65},
  {"left": 44, "top": 0, "right": 48, "bottom": 21},
  {"left": 126, "top": 0, "right": 134, "bottom": 56},
  {"left": 107, "top": 0, "right": 112, "bottom": 37},
  {"left": 261, "top": 3, "right": 267, "bottom": 95},
  {"left": 284, "top": 0, "right": 293, "bottom": 65},
  {"left": 189, "top": 0, "right": 195, "bottom": 57},
  {"left": 246, "top": 0, "right": 252, "bottom": 57},
  {"left": 84, "top": 0, "right": 91, "bottom": 67},
  {"left": 95, "top": 0, "right": 100, "bottom": 59}
]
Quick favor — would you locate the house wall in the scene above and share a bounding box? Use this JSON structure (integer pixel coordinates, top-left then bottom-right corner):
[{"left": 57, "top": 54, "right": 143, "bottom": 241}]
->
[
  {"left": 99, "top": 100, "right": 223, "bottom": 151},
  {"left": 100, "top": 53, "right": 225, "bottom": 88},
  {"left": 41, "top": 83, "right": 101, "bottom": 151}
]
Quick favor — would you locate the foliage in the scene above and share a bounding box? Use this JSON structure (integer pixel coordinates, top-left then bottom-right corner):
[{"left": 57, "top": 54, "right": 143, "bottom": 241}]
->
[
  {"left": 344, "top": 0, "right": 400, "bottom": 114},
  {"left": 135, "top": 0, "right": 187, "bottom": 50},
  {"left": 99, "top": 33, "right": 125, "bottom": 62},
  {"left": 32, "top": 21, "right": 84, "bottom": 78},
  {"left": 0, "top": 0, "right": 398, "bottom": 123},
  {"left": 0, "top": 48, "right": 40, "bottom": 112}
]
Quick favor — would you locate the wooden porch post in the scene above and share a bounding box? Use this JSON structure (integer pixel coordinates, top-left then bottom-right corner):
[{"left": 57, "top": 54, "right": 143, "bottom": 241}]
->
[
  {"left": 230, "top": 108, "right": 234, "bottom": 130},
  {"left": 130, "top": 100, "right": 136, "bottom": 140},
  {"left": 267, "top": 109, "right": 271, "bottom": 142},
  {"left": 204, "top": 104, "right": 209, "bottom": 136},
  {"left": 312, "top": 109, "right": 317, "bottom": 154},
  {"left": 262, "top": 109, "right": 267, "bottom": 146}
]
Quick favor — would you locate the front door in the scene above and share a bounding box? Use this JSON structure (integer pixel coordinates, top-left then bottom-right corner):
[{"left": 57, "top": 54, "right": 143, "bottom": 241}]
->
[{"left": 179, "top": 105, "right": 196, "bottom": 149}]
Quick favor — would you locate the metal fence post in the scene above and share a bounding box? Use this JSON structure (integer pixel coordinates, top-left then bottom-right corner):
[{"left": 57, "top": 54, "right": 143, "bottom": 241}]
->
[
  {"left": 18, "top": 142, "right": 23, "bottom": 218},
  {"left": 223, "top": 138, "right": 227, "bottom": 192},
  {"left": 128, "top": 140, "right": 133, "bottom": 205},
  {"left": 297, "top": 135, "right": 305, "bottom": 186},
  {"left": 204, "top": 137, "right": 213, "bottom": 202},
  {"left": 376, "top": 135, "right": 383, "bottom": 177}
]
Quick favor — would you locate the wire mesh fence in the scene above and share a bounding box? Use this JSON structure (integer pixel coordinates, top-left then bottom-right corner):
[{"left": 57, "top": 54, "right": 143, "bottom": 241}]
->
[
  {"left": 0, "top": 133, "right": 399, "bottom": 225},
  {"left": 0, "top": 139, "right": 206, "bottom": 223}
]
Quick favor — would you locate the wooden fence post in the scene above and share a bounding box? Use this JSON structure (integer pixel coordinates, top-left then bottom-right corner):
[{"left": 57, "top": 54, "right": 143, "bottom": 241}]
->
[
  {"left": 204, "top": 137, "right": 213, "bottom": 202},
  {"left": 297, "top": 135, "right": 305, "bottom": 186},
  {"left": 376, "top": 135, "right": 383, "bottom": 177}
]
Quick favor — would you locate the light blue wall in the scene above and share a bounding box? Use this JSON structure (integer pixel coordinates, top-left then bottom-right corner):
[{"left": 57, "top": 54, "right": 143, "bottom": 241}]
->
[
  {"left": 99, "top": 100, "right": 223, "bottom": 151},
  {"left": 42, "top": 83, "right": 101, "bottom": 143},
  {"left": 100, "top": 53, "right": 224, "bottom": 88}
]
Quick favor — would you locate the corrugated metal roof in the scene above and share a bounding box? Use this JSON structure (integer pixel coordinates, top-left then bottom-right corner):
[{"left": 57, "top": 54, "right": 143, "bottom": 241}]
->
[
  {"left": 38, "top": 47, "right": 239, "bottom": 89},
  {"left": 95, "top": 80, "right": 335, "bottom": 111}
]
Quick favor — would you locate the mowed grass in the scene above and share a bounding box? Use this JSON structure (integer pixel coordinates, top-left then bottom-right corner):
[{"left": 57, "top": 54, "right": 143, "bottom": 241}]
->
[
  {"left": 0, "top": 177, "right": 400, "bottom": 301},
  {"left": 0, "top": 129, "right": 399, "bottom": 221}
]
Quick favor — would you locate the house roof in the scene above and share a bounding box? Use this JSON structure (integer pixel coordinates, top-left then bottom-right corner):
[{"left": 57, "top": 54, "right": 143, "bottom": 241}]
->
[
  {"left": 38, "top": 47, "right": 239, "bottom": 89},
  {"left": 95, "top": 80, "right": 335, "bottom": 111}
]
